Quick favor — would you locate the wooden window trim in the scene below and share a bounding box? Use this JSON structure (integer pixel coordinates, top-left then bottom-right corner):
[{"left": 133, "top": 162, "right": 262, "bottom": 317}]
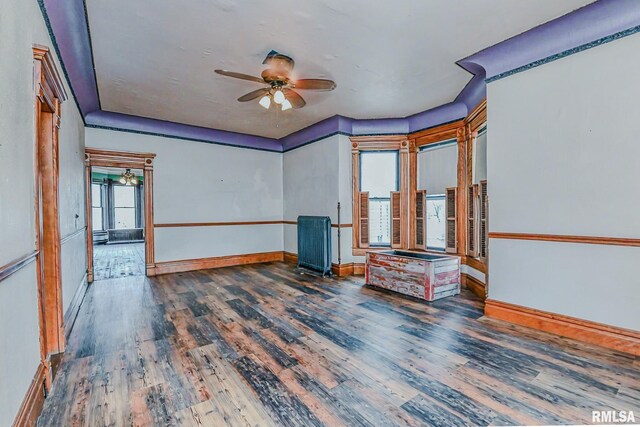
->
[{"left": 351, "top": 136, "right": 409, "bottom": 255}]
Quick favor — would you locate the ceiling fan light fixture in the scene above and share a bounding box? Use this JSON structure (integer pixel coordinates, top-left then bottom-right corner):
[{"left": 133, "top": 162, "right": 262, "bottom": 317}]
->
[
  {"left": 259, "top": 95, "right": 271, "bottom": 109},
  {"left": 281, "top": 99, "right": 292, "bottom": 111},
  {"left": 273, "top": 89, "right": 285, "bottom": 104}
]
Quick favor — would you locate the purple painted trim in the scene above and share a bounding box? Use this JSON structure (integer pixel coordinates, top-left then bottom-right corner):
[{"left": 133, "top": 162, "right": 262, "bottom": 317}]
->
[
  {"left": 85, "top": 111, "right": 282, "bottom": 152},
  {"left": 454, "top": 74, "right": 486, "bottom": 114},
  {"left": 44, "top": 0, "right": 640, "bottom": 152},
  {"left": 406, "top": 102, "right": 467, "bottom": 133},
  {"left": 41, "top": 0, "right": 100, "bottom": 115},
  {"left": 459, "top": 0, "right": 640, "bottom": 79},
  {"left": 280, "top": 116, "right": 346, "bottom": 151}
]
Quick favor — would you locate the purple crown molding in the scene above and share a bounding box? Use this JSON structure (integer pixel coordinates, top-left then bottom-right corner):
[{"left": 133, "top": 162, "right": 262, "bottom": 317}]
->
[
  {"left": 40, "top": 0, "right": 100, "bottom": 116},
  {"left": 85, "top": 111, "right": 282, "bottom": 152},
  {"left": 42, "top": 0, "right": 638, "bottom": 152},
  {"left": 458, "top": 0, "right": 640, "bottom": 80}
]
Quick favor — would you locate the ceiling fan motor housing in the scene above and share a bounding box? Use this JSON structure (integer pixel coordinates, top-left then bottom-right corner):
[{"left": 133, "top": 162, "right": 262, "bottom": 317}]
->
[{"left": 261, "top": 51, "right": 295, "bottom": 84}]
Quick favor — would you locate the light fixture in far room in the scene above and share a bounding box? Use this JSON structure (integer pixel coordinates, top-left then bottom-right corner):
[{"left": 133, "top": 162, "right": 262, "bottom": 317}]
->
[
  {"left": 273, "top": 89, "right": 285, "bottom": 104},
  {"left": 281, "top": 99, "right": 292, "bottom": 111},
  {"left": 259, "top": 95, "right": 271, "bottom": 109},
  {"left": 119, "top": 169, "right": 138, "bottom": 186}
]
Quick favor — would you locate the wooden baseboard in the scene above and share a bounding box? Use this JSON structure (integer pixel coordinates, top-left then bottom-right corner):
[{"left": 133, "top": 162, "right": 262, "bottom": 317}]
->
[
  {"left": 13, "top": 362, "right": 47, "bottom": 427},
  {"left": 63, "top": 272, "right": 88, "bottom": 339},
  {"left": 461, "top": 273, "right": 485, "bottom": 299},
  {"left": 283, "top": 252, "right": 365, "bottom": 277},
  {"left": 462, "top": 256, "right": 487, "bottom": 274},
  {"left": 283, "top": 251, "right": 297, "bottom": 264},
  {"left": 485, "top": 299, "right": 640, "bottom": 356},
  {"left": 154, "top": 251, "right": 284, "bottom": 275}
]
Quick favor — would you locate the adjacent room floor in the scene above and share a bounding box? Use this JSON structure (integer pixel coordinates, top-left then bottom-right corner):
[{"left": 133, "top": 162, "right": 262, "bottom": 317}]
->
[
  {"left": 93, "top": 242, "right": 145, "bottom": 281},
  {"left": 39, "top": 263, "right": 640, "bottom": 426}
]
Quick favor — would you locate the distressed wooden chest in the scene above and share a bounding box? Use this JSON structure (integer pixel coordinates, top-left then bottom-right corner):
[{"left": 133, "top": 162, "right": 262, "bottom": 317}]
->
[{"left": 365, "top": 251, "right": 460, "bottom": 301}]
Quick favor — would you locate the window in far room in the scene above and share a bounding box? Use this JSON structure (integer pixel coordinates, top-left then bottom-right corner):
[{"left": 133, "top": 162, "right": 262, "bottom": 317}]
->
[
  {"left": 426, "top": 194, "right": 446, "bottom": 251},
  {"left": 91, "top": 183, "right": 104, "bottom": 231},
  {"left": 114, "top": 185, "right": 136, "bottom": 229},
  {"left": 360, "top": 151, "right": 398, "bottom": 246}
]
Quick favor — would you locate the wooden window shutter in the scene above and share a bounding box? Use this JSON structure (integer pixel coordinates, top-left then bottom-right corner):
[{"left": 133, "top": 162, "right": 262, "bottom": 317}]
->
[
  {"left": 445, "top": 187, "right": 457, "bottom": 253},
  {"left": 479, "top": 180, "right": 488, "bottom": 260},
  {"left": 415, "top": 190, "right": 426, "bottom": 250},
  {"left": 390, "top": 191, "right": 402, "bottom": 248},
  {"left": 359, "top": 191, "right": 370, "bottom": 248},
  {"left": 467, "top": 184, "right": 479, "bottom": 257}
]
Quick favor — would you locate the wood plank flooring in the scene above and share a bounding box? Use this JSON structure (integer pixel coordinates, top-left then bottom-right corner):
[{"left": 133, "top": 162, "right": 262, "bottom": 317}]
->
[
  {"left": 93, "top": 242, "right": 145, "bottom": 281},
  {"left": 39, "top": 262, "right": 640, "bottom": 426}
]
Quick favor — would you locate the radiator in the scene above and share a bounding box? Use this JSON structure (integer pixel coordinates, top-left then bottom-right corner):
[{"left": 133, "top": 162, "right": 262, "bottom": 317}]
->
[
  {"left": 107, "top": 228, "right": 144, "bottom": 243},
  {"left": 297, "top": 216, "right": 332, "bottom": 276}
]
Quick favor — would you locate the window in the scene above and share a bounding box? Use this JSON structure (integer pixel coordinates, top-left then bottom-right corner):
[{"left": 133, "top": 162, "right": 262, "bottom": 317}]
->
[
  {"left": 360, "top": 151, "right": 398, "bottom": 246},
  {"left": 114, "top": 185, "right": 136, "bottom": 229},
  {"left": 91, "top": 183, "right": 103, "bottom": 231},
  {"left": 426, "top": 195, "right": 446, "bottom": 251}
]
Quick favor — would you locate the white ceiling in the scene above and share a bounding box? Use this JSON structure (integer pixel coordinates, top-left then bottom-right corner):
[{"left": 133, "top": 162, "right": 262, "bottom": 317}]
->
[{"left": 87, "top": 0, "right": 592, "bottom": 138}]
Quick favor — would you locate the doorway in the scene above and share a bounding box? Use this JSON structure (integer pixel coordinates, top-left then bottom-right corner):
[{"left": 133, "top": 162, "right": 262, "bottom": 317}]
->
[
  {"left": 84, "top": 149, "right": 156, "bottom": 282},
  {"left": 90, "top": 166, "right": 146, "bottom": 280}
]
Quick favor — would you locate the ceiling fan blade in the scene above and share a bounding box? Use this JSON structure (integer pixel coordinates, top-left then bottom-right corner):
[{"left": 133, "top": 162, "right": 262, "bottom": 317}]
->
[
  {"left": 293, "top": 79, "right": 336, "bottom": 91},
  {"left": 215, "top": 69, "right": 264, "bottom": 84},
  {"left": 237, "top": 88, "right": 270, "bottom": 102},
  {"left": 283, "top": 89, "right": 306, "bottom": 108}
]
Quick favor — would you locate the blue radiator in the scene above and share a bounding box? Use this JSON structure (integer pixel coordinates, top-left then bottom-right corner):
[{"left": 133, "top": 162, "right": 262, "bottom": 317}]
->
[{"left": 297, "top": 216, "right": 332, "bottom": 276}]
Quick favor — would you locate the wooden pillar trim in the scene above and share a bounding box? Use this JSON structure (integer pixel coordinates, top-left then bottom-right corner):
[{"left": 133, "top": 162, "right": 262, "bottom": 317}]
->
[
  {"left": 455, "top": 127, "right": 467, "bottom": 258},
  {"left": 32, "top": 45, "right": 68, "bottom": 391}
]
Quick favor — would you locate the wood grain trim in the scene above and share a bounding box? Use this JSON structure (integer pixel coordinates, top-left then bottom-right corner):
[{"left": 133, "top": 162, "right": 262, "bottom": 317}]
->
[
  {"left": 0, "top": 251, "right": 39, "bottom": 282},
  {"left": 410, "top": 119, "right": 464, "bottom": 147},
  {"left": 464, "top": 99, "right": 487, "bottom": 131},
  {"left": 488, "top": 232, "right": 640, "bottom": 247},
  {"left": 349, "top": 135, "right": 407, "bottom": 151},
  {"left": 485, "top": 299, "right": 640, "bottom": 356},
  {"left": 60, "top": 227, "right": 86, "bottom": 245},
  {"left": 12, "top": 362, "right": 46, "bottom": 427},
  {"left": 462, "top": 256, "right": 487, "bottom": 274},
  {"left": 85, "top": 148, "right": 156, "bottom": 159},
  {"left": 283, "top": 252, "right": 364, "bottom": 277},
  {"left": 461, "top": 273, "right": 485, "bottom": 300},
  {"left": 155, "top": 221, "right": 283, "bottom": 228},
  {"left": 154, "top": 251, "right": 284, "bottom": 275}
]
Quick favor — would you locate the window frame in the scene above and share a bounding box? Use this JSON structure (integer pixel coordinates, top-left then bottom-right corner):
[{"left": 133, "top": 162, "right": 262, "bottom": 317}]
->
[
  {"left": 91, "top": 182, "right": 105, "bottom": 231},
  {"left": 113, "top": 183, "right": 138, "bottom": 230},
  {"left": 359, "top": 150, "right": 399, "bottom": 247},
  {"left": 351, "top": 136, "right": 409, "bottom": 256}
]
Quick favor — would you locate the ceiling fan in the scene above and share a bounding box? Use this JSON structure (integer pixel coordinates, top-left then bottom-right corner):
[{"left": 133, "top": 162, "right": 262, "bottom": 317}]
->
[{"left": 215, "top": 50, "right": 336, "bottom": 111}]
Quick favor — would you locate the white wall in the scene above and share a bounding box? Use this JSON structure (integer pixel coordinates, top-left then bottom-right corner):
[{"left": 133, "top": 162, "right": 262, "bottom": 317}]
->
[
  {"left": 283, "top": 134, "right": 365, "bottom": 266},
  {"left": 487, "top": 32, "right": 640, "bottom": 331},
  {"left": 417, "top": 143, "right": 458, "bottom": 195},
  {"left": 85, "top": 128, "right": 284, "bottom": 262},
  {"left": 0, "top": 0, "right": 86, "bottom": 424}
]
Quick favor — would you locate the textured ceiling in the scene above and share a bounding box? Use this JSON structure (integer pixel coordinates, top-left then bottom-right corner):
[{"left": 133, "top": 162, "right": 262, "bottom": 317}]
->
[{"left": 87, "top": 0, "right": 592, "bottom": 138}]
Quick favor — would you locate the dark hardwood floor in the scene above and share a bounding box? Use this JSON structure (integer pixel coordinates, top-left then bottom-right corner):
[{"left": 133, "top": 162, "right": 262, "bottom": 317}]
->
[
  {"left": 93, "top": 242, "right": 145, "bottom": 281},
  {"left": 39, "top": 262, "right": 639, "bottom": 426}
]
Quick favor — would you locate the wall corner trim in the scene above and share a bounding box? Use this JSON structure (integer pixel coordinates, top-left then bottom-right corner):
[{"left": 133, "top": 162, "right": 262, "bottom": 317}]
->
[{"left": 484, "top": 299, "right": 640, "bottom": 356}]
